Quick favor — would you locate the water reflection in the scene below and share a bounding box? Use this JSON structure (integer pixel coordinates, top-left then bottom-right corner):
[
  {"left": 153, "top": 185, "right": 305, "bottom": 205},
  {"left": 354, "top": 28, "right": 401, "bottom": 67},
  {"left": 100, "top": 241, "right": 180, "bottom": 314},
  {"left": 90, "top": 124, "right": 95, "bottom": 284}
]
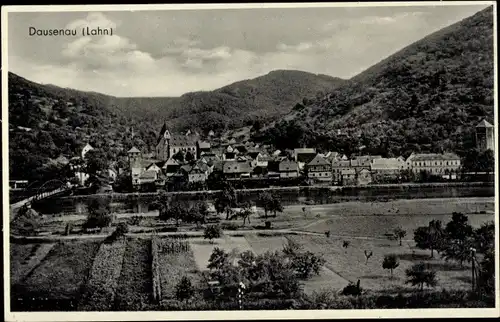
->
[{"left": 32, "top": 185, "right": 495, "bottom": 215}]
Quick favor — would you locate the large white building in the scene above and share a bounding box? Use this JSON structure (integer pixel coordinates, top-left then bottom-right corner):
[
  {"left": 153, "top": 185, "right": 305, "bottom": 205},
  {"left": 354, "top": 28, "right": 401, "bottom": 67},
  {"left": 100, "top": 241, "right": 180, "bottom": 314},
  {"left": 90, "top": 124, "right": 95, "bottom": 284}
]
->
[{"left": 407, "top": 153, "right": 461, "bottom": 176}]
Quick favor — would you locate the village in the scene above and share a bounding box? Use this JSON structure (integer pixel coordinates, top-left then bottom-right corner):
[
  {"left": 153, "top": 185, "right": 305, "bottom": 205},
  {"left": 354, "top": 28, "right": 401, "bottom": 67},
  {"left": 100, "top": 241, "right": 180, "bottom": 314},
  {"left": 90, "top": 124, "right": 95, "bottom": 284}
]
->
[
  {"left": 53, "top": 118, "right": 494, "bottom": 194},
  {"left": 9, "top": 118, "right": 494, "bottom": 197}
]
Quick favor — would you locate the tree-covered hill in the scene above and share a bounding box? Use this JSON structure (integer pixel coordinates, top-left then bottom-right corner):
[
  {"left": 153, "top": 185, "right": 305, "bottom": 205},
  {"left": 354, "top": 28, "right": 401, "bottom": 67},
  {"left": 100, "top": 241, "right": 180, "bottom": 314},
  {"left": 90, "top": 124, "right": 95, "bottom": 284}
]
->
[
  {"left": 161, "top": 70, "right": 345, "bottom": 134},
  {"left": 254, "top": 6, "right": 494, "bottom": 158},
  {"left": 8, "top": 69, "right": 344, "bottom": 182},
  {"left": 8, "top": 72, "right": 149, "bottom": 182}
]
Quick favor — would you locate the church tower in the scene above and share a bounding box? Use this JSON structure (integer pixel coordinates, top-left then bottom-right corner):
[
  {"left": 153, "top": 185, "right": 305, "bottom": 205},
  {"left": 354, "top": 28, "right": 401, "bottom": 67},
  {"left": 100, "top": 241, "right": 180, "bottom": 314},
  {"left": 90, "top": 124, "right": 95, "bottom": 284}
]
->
[
  {"left": 156, "top": 122, "right": 171, "bottom": 160},
  {"left": 475, "top": 119, "right": 494, "bottom": 152}
]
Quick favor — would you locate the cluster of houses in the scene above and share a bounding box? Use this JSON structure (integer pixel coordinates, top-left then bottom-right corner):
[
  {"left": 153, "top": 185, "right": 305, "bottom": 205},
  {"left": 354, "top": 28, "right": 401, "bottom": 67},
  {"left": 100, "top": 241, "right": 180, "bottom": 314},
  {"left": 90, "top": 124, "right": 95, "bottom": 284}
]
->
[{"left": 125, "top": 120, "right": 496, "bottom": 189}]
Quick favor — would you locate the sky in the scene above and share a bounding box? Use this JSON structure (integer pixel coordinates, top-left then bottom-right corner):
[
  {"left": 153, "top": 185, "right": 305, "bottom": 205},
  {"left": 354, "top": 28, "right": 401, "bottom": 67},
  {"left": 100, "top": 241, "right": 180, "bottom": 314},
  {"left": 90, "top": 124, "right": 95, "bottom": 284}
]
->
[{"left": 7, "top": 4, "right": 491, "bottom": 97}]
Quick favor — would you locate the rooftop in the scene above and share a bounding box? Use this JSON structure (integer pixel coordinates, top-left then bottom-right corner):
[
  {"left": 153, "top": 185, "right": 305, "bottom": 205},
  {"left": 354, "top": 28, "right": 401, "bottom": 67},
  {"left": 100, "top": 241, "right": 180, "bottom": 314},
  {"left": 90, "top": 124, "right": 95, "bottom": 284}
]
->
[
  {"left": 409, "top": 153, "right": 461, "bottom": 161},
  {"left": 279, "top": 160, "right": 299, "bottom": 172},
  {"left": 308, "top": 154, "right": 330, "bottom": 166},
  {"left": 139, "top": 170, "right": 157, "bottom": 179},
  {"left": 223, "top": 161, "right": 253, "bottom": 173},
  {"left": 170, "top": 135, "right": 198, "bottom": 147},
  {"left": 198, "top": 141, "right": 211, "bottom": 149},
  {"left": 128, "top": 147, "right": 141, "bottom": 153},
  {"left": 294, "top": 148, "right": 317, "bottom": 154},
  {"left": 476, "top": 119, "right": 494, "bottom": 128},
  {"left": 371, "top": 158, "right": 405, "bottom": 169}
]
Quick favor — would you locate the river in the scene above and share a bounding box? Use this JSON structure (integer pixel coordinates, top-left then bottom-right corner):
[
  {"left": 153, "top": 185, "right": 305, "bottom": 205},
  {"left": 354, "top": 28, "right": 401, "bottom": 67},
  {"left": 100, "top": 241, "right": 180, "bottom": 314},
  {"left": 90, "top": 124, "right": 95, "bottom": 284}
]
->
[{"left": 31, "top": 184, "right": 495, "bottom": 215}]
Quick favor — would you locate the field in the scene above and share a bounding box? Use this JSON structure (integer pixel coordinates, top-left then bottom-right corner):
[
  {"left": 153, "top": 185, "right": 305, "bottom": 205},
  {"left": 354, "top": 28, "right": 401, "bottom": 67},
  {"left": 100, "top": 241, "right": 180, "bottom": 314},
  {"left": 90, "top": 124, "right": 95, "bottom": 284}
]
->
[
  {"left": 287, "top": 234, "right": 476, "bottom": 293},
  {"left": 10, "top": 243, "right": 56, "bottom": 285},
  {"left": 78, "top": 240, "right": 127, "bottom": 311},
  {"left": 156, "top": 238, "right": 202, "bottom": 300},
  {"left": 114, "top": 238, "right": 153, "bottom": 310},
  {"left": 300, "top": 213, "right": 493, "bottom": 238},
  {"left": 9, "top": 197, "right": 496, "bottom": 309},
  {"left": 11, "top": 240, "right": 101, "bottom": 311}
]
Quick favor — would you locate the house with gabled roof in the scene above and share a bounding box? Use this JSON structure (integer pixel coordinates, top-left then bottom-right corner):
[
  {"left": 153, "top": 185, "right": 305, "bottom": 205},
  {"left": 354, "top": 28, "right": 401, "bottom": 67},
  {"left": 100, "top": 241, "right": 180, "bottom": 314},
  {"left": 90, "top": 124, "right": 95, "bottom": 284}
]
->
[
  {"left": 370, "top": 157, "right": 405, "bottom": 182},
  {"left": 197, "top": 141, "right": 211, "bottom": 158},
  {"left": 294, "top": 148, "right": 317, "bottom": 170},
  {"left": 138, "top": 170, "right": 158, "bottom": 185},
  {"left": 332, "top": 159, "right": 353, "bottom": 184},
  {"left": 180, "top": 161, "right": 210, "bottom": 183},
  {"left": 162, "top": 158, "right": 181, "bottom": 177},
  {"left": 306, "top": 154, "right": 332, "bottom": 181},
  {"left": 340, "top": 168, "right": 356, "bottom": 185},
  {"left": 352, "top": 155, "right": 382, "bottom": 170},
  {"left": 357, "top": 168, "right": 372, "bottom": 186},
  {"left": 223, "top": 161, "right": 253, "bottom": 179},
  {"left": 224, "top": 145, "right": 237, "bottom": 161},
  {"left": 279, "top": 160, "right": 299, "bottom": 178},
  {"left": 81, "top": 143, "right": 94, "bottom": 159},
  {"left": 145, "top": 162, "right": 162, "bottom": 174},
  {"left": 256, "top": 153, "right": 271, "bottom": 168}
]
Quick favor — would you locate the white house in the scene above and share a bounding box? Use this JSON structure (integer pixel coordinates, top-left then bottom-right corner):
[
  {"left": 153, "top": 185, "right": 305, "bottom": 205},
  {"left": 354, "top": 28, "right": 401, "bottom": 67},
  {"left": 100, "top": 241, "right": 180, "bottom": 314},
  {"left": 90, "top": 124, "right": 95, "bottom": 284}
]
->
[{"left": 81, "top": 143, "right": 94, "bottom": 159}]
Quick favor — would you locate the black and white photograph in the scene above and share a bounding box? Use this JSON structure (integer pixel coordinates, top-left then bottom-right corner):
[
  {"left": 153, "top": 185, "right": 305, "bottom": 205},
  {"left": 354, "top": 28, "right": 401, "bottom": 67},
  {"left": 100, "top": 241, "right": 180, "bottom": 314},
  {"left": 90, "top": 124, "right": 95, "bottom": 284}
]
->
[{"left": 2, "top": 2, "right": 499, "bottom": 320}]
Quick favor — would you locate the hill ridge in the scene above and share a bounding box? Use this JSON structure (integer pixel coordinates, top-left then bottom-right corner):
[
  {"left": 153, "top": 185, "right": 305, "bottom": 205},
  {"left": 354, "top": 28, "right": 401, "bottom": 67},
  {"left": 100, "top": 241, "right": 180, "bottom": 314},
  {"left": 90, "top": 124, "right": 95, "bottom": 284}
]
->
[{"left": 252, "top": 6, "right": 494, "bottom": 158}]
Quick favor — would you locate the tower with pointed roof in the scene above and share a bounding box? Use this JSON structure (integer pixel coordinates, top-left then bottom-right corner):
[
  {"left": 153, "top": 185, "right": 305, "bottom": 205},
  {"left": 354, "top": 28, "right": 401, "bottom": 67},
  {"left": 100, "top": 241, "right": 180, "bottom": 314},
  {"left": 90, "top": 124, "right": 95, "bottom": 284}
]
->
[
  {"left": 475, "top": 119, "right": 494, "bottom": 152},
  {"left": 156, "top": 122, "right": 171, "bottom": 160},
  {"left": 128, "top": 147, "right": 142, "bottom": 185}
]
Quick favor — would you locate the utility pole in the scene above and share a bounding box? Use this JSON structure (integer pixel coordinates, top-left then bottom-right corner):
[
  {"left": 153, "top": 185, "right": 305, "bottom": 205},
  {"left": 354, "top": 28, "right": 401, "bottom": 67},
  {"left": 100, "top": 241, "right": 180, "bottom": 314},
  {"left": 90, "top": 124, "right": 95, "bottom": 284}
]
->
[
  {"left": 237, "top": 281, "right": 246, "bottom": 310},
  {"left": 470, "top": 248, "right": 476, "bottom": 292}
]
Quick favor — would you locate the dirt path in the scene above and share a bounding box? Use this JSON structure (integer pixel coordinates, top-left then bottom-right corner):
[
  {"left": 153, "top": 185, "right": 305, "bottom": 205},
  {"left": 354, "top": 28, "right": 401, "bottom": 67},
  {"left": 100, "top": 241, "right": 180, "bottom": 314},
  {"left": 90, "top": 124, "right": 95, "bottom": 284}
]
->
[
  {"left": 293, "top": 218, "right": 328, "bottom": 230},
  {"left": 11, "top": 243, "right": 56, "bottom": 285}
]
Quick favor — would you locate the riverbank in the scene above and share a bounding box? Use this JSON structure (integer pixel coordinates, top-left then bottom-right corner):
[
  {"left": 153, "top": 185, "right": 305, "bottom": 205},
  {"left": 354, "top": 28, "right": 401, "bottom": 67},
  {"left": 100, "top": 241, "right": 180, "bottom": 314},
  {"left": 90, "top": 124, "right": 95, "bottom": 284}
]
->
[
  {"left": 62, "top": 181, "right": 494, "bottom": 200},
  {"left": 32, "top": 182, "right": 494, "bottom": 216}
]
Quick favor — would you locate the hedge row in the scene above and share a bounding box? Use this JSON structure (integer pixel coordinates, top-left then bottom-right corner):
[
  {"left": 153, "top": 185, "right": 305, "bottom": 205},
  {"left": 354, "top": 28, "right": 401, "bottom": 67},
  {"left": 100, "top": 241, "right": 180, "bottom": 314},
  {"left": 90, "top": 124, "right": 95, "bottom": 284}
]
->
[
  {"left": 78, "top": 240, "right": 127, "bottom": 311},
  {"left": 301, "top": 289, "right": 495, "bottom": 309},
  {"left": 151, "top": 237, "right": 162, "bottom": 302},
  {"left": 157, "top": 289, "right": 494, "bottom": 311}
]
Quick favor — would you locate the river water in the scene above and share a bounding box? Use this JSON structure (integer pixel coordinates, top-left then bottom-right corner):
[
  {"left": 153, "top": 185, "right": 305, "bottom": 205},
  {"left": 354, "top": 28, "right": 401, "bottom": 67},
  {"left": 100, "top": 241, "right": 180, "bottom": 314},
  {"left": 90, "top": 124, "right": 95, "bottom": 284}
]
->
[{"left": 32, "top": 185, "right": 495, "bottom": 215}]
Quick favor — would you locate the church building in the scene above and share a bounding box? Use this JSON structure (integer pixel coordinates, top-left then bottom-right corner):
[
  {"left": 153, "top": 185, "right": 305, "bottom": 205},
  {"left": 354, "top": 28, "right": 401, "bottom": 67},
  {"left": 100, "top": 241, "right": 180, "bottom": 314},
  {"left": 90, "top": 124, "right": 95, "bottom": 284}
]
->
[{"left": 155, "top": 122, "right": 198, "bottom": 161}]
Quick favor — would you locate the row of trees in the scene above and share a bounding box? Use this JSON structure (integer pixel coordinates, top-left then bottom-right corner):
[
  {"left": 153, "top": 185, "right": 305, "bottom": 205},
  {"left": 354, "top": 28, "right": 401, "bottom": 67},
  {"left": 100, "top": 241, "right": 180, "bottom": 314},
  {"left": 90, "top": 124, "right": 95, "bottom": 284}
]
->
[
  {"left": 413, "top": 213, "right": 494, "bottom": 264},
  {"left": 376, "top": 213, "right": 494, "bottom": 295},
  {"left": 411, "top": 213, "right": 494, "bottom": 295}
]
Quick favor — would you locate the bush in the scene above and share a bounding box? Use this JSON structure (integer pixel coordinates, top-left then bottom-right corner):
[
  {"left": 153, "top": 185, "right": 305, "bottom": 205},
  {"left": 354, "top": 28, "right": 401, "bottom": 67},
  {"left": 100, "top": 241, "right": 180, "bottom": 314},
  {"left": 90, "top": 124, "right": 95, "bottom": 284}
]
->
[
  {"left": 175, "top": 276, "right": 195, "bottom": 302},
  {"left": 204, "top": 225, "right": 222, "bottom": 243},
  {"left": 128, "top": 215, "right": 142, "bottom": 226},
  {"left": 341, "top": 280, "right": 362, "bottom": 296},
  {"left": 105, "top": 223, "right": 129, "bottom": 244},
  {"left": 83, "top": 198, "right": 113, "bottom": 229}
]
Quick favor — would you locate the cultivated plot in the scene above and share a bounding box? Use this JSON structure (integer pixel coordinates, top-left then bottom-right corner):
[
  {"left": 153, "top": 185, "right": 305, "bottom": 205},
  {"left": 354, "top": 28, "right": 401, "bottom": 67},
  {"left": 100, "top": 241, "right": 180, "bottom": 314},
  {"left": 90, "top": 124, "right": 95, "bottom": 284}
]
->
[{"left": 288, "top": 235, "right": 475, "bottom": 293}]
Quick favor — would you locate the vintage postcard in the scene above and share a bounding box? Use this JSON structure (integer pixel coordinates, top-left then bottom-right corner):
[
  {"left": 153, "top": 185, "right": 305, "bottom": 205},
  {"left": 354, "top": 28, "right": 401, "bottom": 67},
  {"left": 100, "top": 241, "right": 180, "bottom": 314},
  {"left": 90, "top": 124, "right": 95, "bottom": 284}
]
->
[{"left": 2, "top": 2, "right": 499, "bottom": 321}]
